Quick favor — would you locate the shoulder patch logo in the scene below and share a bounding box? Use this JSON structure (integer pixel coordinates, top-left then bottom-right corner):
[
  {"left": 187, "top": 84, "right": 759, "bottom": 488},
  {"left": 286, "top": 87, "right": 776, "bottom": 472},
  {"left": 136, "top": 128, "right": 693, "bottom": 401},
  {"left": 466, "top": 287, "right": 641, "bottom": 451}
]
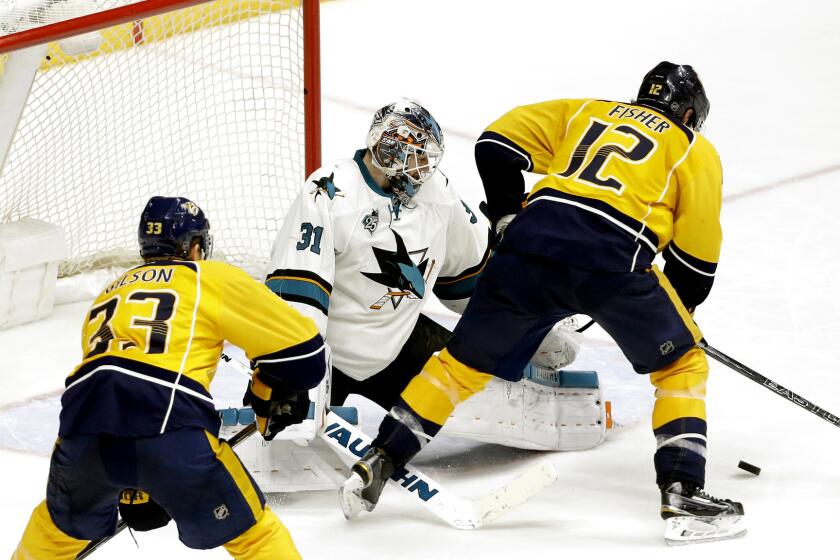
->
[
  {"left": 181, "top": 201, "right": 200, "bottom": 216},
  {"left": 311, "top": 172, "right": 344, "bottom": 201},
  {"left": 362, "top": 209, "right": 379, "bottom": 235}
]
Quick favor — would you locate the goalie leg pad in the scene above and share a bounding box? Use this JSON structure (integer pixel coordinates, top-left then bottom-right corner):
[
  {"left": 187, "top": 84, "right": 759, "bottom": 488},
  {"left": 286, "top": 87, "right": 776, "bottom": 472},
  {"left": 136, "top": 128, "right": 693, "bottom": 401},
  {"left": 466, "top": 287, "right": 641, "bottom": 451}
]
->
[
  {"left": 234, "top": 406, "right": 361, "bottom": 493},
  {"left": 441, "top": 366, "right": 608, "bottom": 451}
]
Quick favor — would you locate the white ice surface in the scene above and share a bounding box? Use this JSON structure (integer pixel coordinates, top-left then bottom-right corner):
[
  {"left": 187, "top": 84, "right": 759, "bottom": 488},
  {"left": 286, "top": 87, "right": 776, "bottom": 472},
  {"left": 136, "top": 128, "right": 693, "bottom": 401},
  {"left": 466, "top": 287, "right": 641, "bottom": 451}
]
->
[{"left": 3, "top": 0, "right": 840, "bottom": 556}]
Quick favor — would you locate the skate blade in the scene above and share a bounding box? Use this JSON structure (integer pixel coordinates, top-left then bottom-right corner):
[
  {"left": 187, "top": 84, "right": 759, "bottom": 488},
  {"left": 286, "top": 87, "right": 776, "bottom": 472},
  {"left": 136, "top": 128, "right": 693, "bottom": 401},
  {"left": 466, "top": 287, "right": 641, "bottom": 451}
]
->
[
  {"left": 664, "top": 514, "right": 747, "bottom": 545},
  {"left": 338, "top": 472, "right": 367, "bottom": 520}
]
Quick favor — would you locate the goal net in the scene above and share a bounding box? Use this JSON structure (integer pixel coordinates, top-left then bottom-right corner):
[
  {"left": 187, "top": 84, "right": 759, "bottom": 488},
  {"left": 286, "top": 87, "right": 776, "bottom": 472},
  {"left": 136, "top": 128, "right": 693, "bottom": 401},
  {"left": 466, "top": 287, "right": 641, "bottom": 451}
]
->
[{"left": 0, "top": 0, "right": 320, "bottom": 279}]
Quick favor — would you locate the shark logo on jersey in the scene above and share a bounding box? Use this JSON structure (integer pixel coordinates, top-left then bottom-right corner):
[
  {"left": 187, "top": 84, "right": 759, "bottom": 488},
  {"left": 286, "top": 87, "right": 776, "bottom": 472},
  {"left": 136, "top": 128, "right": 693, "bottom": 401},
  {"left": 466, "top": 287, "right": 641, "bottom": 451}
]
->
[
  {"left": 311, "top": 173, "right": 344, "bottom": 201},
  {"left": 362, "top": 209, "right": 379, "bottom": 235},
  {"left": 361, "top": 230, "right": 433, "bottom": 310}
]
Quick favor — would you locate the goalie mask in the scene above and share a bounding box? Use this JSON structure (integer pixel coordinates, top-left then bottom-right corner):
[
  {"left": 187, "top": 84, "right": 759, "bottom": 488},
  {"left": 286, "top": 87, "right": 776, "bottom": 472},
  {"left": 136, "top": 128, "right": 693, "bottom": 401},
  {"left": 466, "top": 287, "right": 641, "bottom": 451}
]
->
[{"left": 366, "top": 98, "right": 444, "bottom": 202}]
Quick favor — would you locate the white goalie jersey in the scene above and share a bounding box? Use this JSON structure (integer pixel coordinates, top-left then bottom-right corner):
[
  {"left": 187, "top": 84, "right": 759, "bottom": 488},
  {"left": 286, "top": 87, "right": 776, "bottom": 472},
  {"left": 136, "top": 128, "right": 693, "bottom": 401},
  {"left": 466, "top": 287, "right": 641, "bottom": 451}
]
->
[{"left": 266, "top": 149, "right": 489, "bottom": 380}]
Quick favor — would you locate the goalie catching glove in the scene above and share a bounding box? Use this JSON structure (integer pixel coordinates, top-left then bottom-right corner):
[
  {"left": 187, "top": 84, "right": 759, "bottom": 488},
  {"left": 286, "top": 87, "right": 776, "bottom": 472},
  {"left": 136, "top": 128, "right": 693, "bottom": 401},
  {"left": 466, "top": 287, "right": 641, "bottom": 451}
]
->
[
  {"left": 530, "top": 319, "right": 581, "bottom": 370},
  {"left": 243, "top": 373, "right": 311, "bottom": 441}
]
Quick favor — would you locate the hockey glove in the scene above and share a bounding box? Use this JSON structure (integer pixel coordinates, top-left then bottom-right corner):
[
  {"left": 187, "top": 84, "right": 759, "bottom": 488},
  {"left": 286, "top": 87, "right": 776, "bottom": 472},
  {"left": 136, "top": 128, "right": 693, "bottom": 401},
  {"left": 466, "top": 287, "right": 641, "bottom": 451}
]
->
[
  {"left": 531, "top": 320, "right": 581, "bottom": 370},
  {"left": 243, "top": 374, "right": 311, "bottom": 441},
  {"left": 118, "top": 489, "right": 171, "bottom": 532},
  {"left": 479, "top": 201, "right": 516, "bottom": 250}
]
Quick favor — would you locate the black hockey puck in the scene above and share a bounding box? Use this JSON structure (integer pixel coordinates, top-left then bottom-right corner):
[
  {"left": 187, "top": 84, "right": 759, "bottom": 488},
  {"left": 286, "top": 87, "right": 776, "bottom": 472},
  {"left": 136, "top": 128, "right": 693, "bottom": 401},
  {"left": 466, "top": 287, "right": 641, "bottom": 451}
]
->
[{"left": 738, "top": 460, "right": 761, "bottom": 476}]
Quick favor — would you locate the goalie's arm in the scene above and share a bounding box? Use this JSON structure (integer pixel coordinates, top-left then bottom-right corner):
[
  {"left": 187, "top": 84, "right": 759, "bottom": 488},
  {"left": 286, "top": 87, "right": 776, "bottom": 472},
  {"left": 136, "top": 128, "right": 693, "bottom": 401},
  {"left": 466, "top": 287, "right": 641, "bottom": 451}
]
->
[
  {"left": 264, "top": 178, "right": 337, "bottom": 335},
  {"left": 432, "top": 193, "right": 491, "bottom": 315}
]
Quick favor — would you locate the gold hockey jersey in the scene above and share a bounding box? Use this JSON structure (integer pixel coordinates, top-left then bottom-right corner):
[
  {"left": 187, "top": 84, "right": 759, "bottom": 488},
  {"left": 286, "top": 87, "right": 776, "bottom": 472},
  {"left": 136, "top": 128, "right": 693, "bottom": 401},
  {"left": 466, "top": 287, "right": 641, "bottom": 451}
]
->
[
  {"left": 60, "top": 259, "right": 325, "bottom": 438},
  {"left": 476, "top": 98, "right": 722, "bottom": 307}
]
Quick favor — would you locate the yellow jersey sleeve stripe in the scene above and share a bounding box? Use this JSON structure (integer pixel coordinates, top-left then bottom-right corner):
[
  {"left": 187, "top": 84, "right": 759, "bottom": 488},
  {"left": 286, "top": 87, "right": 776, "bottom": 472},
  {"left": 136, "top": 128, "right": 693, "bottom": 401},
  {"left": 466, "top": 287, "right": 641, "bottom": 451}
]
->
[{"left": 204, "top": 431, "right": 263, "bottom": 518}]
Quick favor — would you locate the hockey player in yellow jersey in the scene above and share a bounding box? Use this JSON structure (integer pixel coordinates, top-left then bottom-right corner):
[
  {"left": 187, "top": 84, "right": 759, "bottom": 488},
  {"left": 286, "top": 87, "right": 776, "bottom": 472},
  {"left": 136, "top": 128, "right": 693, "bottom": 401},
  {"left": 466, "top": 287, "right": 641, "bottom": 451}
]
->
[
  {"left": 13, "top": 196, "right": 327, "bottom": 559},
  {"left": 341, "top": 62, "right": 745, "bottom": 542}
]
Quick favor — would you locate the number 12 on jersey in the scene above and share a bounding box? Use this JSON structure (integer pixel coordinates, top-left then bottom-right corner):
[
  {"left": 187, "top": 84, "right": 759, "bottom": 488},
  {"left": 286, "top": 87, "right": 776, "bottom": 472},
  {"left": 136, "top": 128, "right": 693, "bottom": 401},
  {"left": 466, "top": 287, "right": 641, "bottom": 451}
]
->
[{"left": 557, "top": 118, "right": 657, "bottom": 193}]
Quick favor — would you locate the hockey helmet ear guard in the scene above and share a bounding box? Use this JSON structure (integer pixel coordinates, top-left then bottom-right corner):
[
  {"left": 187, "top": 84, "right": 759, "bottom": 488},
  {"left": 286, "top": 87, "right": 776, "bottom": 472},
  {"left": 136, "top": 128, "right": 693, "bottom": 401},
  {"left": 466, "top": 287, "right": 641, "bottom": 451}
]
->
[
  {"left": 636, "top": 61, "right": 709, "bottom": 131},
  {"left": 139, "top": 196, "right": 212, "bottom": 260},
  {"left": 366, "top": 98, "right": 445, "bottom": 199}
]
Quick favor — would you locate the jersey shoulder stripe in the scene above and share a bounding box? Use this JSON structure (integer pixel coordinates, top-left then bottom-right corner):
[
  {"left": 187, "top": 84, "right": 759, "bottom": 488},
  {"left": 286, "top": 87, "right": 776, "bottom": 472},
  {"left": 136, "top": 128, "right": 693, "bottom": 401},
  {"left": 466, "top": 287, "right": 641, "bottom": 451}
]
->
[
  {"left": 266, "top": 268, "right": 333, "bottom": 294},
  {"left": 266, "top": 268, "right": 332, "bottom": 315}
]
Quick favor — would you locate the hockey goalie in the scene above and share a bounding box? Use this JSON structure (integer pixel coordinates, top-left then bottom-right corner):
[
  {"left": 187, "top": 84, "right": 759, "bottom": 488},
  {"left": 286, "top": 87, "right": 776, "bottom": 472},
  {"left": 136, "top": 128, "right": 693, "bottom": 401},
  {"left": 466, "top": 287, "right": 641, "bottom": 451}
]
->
[{"left": 231, "top": 98, "right": 608, "bottom": 492}]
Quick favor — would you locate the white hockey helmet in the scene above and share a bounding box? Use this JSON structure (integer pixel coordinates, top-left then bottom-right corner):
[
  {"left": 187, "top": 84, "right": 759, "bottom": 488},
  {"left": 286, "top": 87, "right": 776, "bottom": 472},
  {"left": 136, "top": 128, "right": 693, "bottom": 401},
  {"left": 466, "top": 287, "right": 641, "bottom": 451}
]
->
[{"left": 365, "top": 98, "right": 444, "bottom": 199}]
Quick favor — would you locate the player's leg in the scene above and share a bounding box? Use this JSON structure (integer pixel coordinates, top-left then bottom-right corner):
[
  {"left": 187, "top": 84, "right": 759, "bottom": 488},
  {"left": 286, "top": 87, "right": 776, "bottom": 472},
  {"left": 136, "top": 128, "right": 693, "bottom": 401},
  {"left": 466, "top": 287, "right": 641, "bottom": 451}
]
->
[
  {"left": 13, "top": 501, "right": 89, "bottom": 560},
  {"left": 14, "top": 435, "right": 121, "bottom": 559},
  {"left": 580, "top": 267, "right": 707, "bottom": 483},
  {"left": 222, "top": 506, "right": 299, "bottom": 560},
  {"left": 349, "top": 252, "right": 569, "bottom": 509},
  {"left": 581, "top": 266, "right": 741, "bottom": 517},
  {"left": 139, "top": 429, "right": 301, "bottom": 558},
  {"left": 335, "top": 313, "right": 452, "bottom": 410}
]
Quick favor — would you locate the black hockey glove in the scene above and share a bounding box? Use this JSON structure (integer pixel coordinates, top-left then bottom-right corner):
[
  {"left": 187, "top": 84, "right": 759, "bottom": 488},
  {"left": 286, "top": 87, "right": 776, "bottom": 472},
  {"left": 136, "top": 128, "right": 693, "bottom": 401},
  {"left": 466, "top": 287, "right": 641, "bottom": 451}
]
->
[
  {"left": 118, "top": 489, "right": 171, "bottom": 532},
  {"left": 243, "top": 376, "right": 311, "bottom": 441},
  {"left": 479, "top": 201, "right": 517, "bottom": 250}
]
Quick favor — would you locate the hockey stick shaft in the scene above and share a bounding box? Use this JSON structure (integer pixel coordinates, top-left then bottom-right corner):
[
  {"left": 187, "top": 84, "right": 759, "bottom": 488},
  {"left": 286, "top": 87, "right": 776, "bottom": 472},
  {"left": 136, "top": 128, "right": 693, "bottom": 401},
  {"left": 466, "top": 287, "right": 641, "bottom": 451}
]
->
[
  {"left": 323, "top": 410, "right": 557, "bottom": 530},
  {"left": 75, "top": 423, "right": 258, "bottom": 559},
  {"left": 699, "top": 340, "right": 840, "bottom": 428}
]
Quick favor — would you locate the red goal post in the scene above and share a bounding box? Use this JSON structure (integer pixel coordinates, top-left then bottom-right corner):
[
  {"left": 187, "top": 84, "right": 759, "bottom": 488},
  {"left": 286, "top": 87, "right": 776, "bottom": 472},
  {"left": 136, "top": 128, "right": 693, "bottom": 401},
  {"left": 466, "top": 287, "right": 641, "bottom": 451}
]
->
[{"left": 0, "top": 0, "right": 321, "bottom": 278}]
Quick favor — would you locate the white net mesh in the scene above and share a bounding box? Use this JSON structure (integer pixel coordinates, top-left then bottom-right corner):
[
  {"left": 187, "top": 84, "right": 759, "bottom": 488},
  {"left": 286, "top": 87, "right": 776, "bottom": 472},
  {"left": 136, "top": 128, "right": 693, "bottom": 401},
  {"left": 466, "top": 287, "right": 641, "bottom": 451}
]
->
[{"left": 0, "top": 0, "right": 307, "bottom": 277}]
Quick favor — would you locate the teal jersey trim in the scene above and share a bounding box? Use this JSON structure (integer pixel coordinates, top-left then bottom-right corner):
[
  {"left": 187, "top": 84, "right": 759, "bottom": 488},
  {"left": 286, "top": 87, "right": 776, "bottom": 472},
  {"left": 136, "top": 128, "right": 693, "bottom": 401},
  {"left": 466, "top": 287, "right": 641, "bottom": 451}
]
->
[
  {"left": 354, "top": 149, "right": 392, "bottom": 198},
  {"left": 433, "top": 274, "right": 480, "bottom": 301},
  {"left": 266, "top": 278, "right": 330, "bottom": 315}
]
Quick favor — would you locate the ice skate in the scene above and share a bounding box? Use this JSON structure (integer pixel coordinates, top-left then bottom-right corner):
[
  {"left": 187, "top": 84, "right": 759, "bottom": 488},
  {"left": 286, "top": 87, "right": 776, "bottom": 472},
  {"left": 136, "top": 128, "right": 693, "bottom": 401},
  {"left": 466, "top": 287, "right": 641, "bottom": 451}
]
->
[
  {"left": 339, "top": 447, "right": 396, "bottom": 519},
  {"left": 661, "top": 481, "right": 746, "bottom": 545}
]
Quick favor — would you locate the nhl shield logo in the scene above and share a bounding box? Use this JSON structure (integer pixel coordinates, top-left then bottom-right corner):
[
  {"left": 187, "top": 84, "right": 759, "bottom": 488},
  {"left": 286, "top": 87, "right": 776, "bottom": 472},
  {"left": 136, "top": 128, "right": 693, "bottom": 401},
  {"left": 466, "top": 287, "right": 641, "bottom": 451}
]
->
[
  {"left": 213, "top": 504, "right": 230, "bottom": 520},
  {"left": 659, "top": 341, "right": 675, "bottom": 355},
  {"left": 361, "top": 209, "right": 379, "bottom": 235}
]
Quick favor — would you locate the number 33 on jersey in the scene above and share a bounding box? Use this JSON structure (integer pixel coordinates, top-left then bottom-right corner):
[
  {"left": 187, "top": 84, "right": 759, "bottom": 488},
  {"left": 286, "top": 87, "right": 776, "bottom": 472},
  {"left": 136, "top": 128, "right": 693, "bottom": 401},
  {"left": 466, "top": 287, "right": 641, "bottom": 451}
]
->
[{"left": 62, "top": 259, "right": 321, "bottom": 438}]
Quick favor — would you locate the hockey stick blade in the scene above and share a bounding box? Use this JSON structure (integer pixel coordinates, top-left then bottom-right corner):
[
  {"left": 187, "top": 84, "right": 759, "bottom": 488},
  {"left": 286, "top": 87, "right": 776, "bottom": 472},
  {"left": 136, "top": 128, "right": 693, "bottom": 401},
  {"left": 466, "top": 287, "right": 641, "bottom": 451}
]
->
[
  {"left": 322, "top": 411, "right": 557, "bottom": 530},
  {"left": 664, "top": 514, "right": 747, "bottom": 546},
  {"left": 75, "top": 423, "right": 258, "bottom": 559}
]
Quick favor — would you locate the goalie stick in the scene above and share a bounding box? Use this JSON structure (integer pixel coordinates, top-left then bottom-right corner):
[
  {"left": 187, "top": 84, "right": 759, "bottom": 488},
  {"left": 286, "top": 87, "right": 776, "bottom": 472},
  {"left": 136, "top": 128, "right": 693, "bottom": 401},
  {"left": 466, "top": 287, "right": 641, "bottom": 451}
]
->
[
  {"left": 75, "top": 422, "right": 257, "bottom": 559},
  {"left": 326, "top": 410, "right": 557, "bottom": 530},
  {"left": 220, "top": 351, "right": 559, "bottom": 530},
  {"left": 699, "top": 340, "right": 840, "bottom": 428}
]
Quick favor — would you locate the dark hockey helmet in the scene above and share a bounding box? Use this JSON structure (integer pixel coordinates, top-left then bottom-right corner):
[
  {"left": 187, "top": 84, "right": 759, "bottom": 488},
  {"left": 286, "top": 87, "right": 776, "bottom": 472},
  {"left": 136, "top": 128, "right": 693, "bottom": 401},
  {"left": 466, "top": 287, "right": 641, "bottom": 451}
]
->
[
  {"left": 366, "top": 98, "right": 445, "bottom": 201},
  {"left": 636, "top": 61, "right": 709, "bottom": 130},
  {"left": 138, "top": 196, "right": 213, "bottom": 260}
]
